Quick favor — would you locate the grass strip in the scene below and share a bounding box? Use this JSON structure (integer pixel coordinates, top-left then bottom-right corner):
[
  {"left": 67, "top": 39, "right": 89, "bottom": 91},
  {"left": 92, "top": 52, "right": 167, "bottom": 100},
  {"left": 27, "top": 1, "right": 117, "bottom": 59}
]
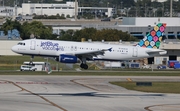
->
[
  {"left": 110, "top": 82, "right": 180, "bottom": 94},
  {"left": 0, "top": 71, "right": 180, "bottom": 76}
]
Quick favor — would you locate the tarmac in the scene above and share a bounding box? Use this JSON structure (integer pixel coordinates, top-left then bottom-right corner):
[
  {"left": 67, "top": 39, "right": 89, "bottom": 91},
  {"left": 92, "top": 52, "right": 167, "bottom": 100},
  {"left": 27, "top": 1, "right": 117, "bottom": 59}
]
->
[{"left": 0, "top": 75, "right": 180, "bottom": 111}]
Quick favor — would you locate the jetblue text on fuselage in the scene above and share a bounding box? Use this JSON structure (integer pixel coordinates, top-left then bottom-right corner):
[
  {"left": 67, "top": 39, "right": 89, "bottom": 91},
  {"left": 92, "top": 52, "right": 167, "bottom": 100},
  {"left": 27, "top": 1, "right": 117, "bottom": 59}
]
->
[{"left": 40, "top": 41, "right": 64, "bottom": 51}]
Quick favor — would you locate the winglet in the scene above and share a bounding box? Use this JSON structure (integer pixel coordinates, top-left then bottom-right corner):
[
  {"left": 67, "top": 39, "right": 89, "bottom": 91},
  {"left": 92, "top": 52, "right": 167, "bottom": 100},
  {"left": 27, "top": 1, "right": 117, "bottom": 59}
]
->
[{"left": 136, "top": 23, "right": 166, "bottom": 49}]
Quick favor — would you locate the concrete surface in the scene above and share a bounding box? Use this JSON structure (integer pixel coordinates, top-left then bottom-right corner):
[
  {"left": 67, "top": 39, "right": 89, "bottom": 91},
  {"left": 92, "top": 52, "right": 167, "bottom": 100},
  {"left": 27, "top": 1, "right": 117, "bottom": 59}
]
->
[{"left": 0, "top": 75, "right": 180, "bottom": 111}]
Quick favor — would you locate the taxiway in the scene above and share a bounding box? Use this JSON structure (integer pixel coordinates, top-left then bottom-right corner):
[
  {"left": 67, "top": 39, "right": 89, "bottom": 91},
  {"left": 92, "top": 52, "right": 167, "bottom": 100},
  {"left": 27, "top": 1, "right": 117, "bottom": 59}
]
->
[{"left": 0, "top": 75, "right": 180, "bottom": 111}]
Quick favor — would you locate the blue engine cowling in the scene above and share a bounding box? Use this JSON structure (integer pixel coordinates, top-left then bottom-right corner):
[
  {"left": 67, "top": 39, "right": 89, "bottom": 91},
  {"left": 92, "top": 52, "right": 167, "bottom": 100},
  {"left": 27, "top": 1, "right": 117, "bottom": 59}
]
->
[{"left": 59, "top": 54, "right": 78, "bottom": 63}]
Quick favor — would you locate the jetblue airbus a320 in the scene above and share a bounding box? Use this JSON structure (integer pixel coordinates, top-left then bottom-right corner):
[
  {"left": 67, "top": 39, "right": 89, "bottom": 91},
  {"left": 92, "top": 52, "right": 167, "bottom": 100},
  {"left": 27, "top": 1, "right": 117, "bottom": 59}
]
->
[{"left": 11, "top": 23, "right": 167, "bottom": 69}]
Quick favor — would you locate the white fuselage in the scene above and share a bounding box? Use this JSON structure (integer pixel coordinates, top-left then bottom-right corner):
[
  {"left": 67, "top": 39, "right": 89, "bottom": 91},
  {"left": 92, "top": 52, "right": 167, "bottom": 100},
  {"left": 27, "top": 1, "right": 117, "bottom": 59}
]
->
[{"left": 11, "top": 39, "right": 167, "bottom": 61}]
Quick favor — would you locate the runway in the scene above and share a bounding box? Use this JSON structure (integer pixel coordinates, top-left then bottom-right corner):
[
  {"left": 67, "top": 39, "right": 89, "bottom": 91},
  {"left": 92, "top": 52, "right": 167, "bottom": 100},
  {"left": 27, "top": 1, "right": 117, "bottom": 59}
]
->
[{"left": 0, "top": 75, "right": 180, "bottom": 111}]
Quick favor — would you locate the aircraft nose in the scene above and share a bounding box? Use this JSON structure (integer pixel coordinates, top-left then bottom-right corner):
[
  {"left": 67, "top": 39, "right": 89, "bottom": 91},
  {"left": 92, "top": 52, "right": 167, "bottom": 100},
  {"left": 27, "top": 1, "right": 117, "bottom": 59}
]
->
[{"left": 11, "top": 46, "right": 17, "bottom": 53}]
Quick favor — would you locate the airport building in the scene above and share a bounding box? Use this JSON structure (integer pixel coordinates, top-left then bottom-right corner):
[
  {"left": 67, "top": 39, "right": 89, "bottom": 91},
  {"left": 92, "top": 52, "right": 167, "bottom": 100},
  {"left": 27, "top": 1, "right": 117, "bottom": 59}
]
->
[
  {"left": 0, "top": 6, "right": 15, "bottom": 17},
  {"left": 0, "top": 2, "right": 77, "bottom": 17},
  {"left": 78, "top": 7, "right": 114, "bottom": 18},
  {"left": 0, "top": 2, "right": 113, "bottom": 18},
  {"left": 20, "top": 2, "right": 77, "bottom": 17}
]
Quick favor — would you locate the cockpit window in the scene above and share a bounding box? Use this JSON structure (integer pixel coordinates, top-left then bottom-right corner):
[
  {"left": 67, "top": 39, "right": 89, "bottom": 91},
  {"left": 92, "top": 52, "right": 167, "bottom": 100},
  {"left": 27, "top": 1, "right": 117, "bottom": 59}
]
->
[
  {"left": 17, "top": 42, "right": 22, "bottom": 45},
  {"left": 17, "top": 42, "right": 25, "bottom": 45}
]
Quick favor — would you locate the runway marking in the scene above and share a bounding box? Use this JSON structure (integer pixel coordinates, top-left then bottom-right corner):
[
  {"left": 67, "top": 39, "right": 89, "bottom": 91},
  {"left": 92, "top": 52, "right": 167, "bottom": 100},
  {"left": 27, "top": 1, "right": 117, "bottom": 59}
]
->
[
  {"left": 4, "top": 80, "right": 68, "bottom": 111},
  {"left": 0, "top": 81, "right": 11, "bottom": 84},
  {"left": 71, "top": 79, "right": 100, "bottom": 91},
  {"left": 127, "top": 78, "right": 132, "bottom": 82},
  {"left": 0, "top": 81, "right": 51, "bottom": 84},
  {"left": 15, "top": 82, "right": 49, "bottom": 84}
]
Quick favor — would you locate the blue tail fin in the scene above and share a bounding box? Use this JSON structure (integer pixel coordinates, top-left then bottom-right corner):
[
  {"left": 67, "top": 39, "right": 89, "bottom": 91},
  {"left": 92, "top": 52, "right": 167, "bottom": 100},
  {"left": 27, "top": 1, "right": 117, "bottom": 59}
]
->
[{"left": 136, "top": 23, "right": 166, "bottom": 49}]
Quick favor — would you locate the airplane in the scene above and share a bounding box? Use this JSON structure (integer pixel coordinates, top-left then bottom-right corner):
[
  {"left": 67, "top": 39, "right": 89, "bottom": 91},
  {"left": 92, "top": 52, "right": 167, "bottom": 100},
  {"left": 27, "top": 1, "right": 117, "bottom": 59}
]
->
[{"left": 11, "top": 23, "right": 167, "bottom": 69}]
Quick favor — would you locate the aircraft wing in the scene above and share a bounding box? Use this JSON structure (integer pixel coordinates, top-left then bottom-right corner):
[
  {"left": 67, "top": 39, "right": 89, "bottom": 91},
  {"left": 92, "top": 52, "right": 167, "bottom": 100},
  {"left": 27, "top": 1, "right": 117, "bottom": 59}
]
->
[{"left": 74, "top": 48, "right": 112, "bottom": 59}]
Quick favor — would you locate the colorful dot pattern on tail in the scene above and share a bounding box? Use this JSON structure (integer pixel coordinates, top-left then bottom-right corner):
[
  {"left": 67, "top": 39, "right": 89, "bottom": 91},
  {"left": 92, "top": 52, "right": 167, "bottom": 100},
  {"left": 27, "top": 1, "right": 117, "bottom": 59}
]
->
[{"left": 136, "top": 23, "right": 166, "bottom": 49}]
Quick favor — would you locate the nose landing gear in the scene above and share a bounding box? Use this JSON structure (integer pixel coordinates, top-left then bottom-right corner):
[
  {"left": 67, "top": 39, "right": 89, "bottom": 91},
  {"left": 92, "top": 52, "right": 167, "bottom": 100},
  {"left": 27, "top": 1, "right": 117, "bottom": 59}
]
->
[{"left": 29, "top": 55, "right": 34, "bottom": 65}]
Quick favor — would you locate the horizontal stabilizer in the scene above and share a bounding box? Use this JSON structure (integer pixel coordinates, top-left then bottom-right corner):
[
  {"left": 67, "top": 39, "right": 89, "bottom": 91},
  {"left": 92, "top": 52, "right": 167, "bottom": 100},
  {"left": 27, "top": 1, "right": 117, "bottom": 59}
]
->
[{"left": 146, "top": 50, "right": 167, "bottom": 55}]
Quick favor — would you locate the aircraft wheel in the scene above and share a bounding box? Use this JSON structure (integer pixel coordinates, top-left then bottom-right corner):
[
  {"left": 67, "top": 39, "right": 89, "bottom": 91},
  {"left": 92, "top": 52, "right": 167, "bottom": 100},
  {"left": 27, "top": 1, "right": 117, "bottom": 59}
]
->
[
  {"left": 83, "top": 64, "right": 88, "bottom": 70},
  {"left": 80, "top": 63, "right": 88, "bottom": 69},
  {"left": 80, "top": 63, "right": 84, "bottom": 68}
]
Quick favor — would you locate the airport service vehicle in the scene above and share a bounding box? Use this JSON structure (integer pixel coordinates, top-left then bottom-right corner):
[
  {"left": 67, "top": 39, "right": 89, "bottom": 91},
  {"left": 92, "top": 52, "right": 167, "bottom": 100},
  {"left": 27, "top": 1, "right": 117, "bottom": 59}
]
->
[
  {"left": 174, "top": 63, "right": 180, "bottom": 69},
  {"left": 168, "top": 60, "right": 179, "bottom": 68},
  {"left": 157, "top": 65, "right": 166, "bottom": 69},
  {"left": 20, "top": 65, "right": 37, "bottom": 71},
  {"left": 12, "top": 23, "right": 167, "bottom": 69}
]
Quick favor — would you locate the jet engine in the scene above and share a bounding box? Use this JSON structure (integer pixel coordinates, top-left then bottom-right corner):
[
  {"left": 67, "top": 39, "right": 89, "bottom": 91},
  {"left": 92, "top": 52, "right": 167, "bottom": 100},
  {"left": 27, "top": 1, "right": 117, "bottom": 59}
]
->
[{"left": 58, "top": 54, "right": 78, "bottom": 63}]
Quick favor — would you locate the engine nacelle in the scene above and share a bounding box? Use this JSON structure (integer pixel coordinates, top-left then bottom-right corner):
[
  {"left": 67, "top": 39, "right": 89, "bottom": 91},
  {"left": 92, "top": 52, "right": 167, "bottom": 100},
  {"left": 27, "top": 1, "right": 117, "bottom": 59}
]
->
[{"left": 59, "top": 54, "right": 78, "bottom": 63}]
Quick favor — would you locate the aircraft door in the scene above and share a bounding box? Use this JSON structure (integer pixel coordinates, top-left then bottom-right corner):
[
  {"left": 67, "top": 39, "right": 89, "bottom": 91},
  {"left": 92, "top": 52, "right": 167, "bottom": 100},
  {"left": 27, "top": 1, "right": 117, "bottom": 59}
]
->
[
  {"left": 30, "top": 40, "right": 36, "bottom": 50},
  {"left": 133, "top": 48, "right": 138, "bottom": 57},
  {"left": 71, "top": 46, "right": 73, "bottom": 51}
]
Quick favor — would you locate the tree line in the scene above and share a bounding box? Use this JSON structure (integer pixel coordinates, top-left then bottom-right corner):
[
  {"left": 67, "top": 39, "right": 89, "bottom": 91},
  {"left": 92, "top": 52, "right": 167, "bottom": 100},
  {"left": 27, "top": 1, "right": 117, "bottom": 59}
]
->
[
  {"left": 0, "top": 19, "right": 53, "bottom": 40},
  {"left": 59, "top": 28, "right": 137, "bottom": 42},
  {"left": 0, "top": 19, "right": 137, "bottom": 42}
]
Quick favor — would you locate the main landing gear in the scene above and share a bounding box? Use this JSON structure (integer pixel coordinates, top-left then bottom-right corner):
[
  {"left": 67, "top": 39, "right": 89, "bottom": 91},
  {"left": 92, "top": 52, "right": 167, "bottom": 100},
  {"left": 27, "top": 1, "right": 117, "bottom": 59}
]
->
[
  {"left": 80, "top": 63, "right": 88, "bottom": 70},
  {"left": 80, "top": 57, "right": 88, "bottom": 70}
]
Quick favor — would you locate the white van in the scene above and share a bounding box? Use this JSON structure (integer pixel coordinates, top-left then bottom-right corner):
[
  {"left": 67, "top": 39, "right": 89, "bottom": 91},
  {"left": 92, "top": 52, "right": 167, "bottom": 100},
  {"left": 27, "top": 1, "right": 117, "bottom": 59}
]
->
[{"left": 20, "top": 65, "right": 37, "bottom": 71}]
